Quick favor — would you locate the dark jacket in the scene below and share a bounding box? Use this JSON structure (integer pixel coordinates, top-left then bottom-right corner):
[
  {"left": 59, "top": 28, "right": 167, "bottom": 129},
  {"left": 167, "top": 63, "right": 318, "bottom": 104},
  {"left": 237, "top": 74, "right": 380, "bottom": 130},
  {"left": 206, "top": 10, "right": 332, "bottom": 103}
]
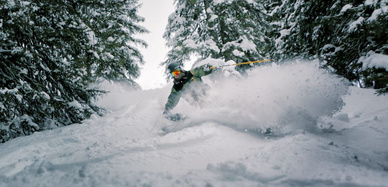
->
[{"left": 164, "top": 64, "right": 213, "bottom": 111}]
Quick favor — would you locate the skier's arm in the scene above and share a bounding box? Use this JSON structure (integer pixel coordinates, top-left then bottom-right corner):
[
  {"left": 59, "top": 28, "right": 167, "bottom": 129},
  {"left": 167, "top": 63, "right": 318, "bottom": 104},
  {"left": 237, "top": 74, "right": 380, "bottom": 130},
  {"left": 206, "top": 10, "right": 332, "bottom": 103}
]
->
[
  {"left": 190, "top": 64, "right": 213, "bottom": 77},
  {"left": 164, "top": 88, "right": 181, "bottom": 112}
]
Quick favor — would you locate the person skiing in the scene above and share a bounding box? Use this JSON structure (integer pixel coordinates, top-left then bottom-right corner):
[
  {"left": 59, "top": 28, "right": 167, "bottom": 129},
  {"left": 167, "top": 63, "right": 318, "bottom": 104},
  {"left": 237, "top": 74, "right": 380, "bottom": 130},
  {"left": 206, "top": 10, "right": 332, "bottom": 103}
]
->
[{"left": 163, "top": 62, "right": 214, "bottom": 120}]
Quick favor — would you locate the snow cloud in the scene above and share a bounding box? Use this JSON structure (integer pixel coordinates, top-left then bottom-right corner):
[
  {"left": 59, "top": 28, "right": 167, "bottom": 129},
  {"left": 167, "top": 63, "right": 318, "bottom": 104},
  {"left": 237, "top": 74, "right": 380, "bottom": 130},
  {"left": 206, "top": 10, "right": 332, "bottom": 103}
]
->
[{"left": 181, "top": 60, "right": 349, "bottom": 135}]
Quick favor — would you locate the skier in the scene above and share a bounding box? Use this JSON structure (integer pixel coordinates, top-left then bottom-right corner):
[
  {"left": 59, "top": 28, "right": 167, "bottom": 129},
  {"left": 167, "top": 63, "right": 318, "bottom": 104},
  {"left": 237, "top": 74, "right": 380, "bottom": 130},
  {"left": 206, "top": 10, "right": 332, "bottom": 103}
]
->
[{"left": 163, "top": 62, "right": 214, "bottom": 120}]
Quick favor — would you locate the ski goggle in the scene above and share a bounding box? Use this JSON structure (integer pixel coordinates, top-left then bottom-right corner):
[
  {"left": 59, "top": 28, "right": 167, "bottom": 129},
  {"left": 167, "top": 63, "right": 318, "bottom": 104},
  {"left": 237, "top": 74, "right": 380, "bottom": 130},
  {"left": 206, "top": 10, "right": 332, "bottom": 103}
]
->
[{"left": 171, "top": 68, "right": 181, "bottom": 77}]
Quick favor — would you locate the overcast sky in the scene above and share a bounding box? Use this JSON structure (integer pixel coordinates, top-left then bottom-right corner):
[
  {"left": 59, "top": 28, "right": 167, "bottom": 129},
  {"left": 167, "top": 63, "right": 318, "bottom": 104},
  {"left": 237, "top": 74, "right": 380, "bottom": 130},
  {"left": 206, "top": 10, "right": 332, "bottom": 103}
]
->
[{"left": 135, "top": 0, "right": 174, "bottom": 90}]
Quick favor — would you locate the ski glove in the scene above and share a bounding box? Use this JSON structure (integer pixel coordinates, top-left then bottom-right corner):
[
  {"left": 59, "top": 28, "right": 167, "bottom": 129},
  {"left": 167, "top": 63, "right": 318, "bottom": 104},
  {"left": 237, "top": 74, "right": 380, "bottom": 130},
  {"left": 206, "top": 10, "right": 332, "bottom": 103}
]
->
[{"left": 203, "top": 64, "right": 213, "bottom": 72}]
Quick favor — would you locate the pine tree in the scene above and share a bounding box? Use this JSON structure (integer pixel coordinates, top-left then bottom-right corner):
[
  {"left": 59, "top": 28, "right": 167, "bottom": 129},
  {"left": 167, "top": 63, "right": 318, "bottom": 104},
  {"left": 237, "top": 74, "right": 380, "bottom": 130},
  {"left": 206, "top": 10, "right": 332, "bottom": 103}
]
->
[
  {"left": 74, "top": 0, "right": 148, "bottom": 84},
  {"left": 270, "top": 0, "right": 388, "bottom": 93},
  {"left": 0, "top": 0, "right": 146, "bottom": 143},
  {"left": 318, "top": 0, "right": 388, "bottom": 92},
  {"left": 163, "top": 0, "right": 271, "bottom": 70}
]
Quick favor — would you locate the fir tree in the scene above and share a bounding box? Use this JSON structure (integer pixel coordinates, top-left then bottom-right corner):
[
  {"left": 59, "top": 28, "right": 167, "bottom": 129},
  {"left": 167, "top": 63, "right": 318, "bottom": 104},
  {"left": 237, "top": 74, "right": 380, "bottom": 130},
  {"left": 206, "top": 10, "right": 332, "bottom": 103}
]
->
[
  {"left": 163, "top": 0, "right": 271, "bottom": 70},
  {"left": 0, "top": 0, "right": 146, "bottom": 143},
  {"left": 270, "top": 0, "right": 388, "bottom": 93},
  {"left": 75, "top": 0, "right": 148, "bottom": 84},
  {"left": 318, "top": 0, "right": 388, "bottom": 92}
]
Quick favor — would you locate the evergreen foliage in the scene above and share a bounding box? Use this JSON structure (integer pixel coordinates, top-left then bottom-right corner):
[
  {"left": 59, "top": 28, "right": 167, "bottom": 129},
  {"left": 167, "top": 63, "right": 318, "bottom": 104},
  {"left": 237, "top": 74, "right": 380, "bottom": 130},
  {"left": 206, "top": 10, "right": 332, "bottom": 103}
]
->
[
  {"left": 0, "top": 0, "right": 146, "bottom": 143},
  {"left": 269, "top": 0, "right": 388, "bottom": 93},
  {"left": 163, "top": 0, "right": 271, "bottom": 70},
  {"left": 75, "top": 0, "right": 147, "bottom": 83},
  {"left": 165, "top": 0, "right": 388, "bottom": 93}
]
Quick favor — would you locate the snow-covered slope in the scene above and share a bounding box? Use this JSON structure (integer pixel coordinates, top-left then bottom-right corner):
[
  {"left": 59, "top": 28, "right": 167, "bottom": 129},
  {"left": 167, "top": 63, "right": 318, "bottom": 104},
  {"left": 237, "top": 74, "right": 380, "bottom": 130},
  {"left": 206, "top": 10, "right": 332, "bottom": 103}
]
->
[{"left": 1, "top": 61, "right": 387, "bottom": 187}]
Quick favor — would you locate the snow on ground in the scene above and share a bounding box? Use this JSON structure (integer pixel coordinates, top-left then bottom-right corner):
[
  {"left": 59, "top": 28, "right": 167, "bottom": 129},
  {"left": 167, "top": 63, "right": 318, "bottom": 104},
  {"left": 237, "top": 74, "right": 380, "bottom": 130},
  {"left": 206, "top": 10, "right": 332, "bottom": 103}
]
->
[{"left": 1, "top": 61, "right": 388, "bottom": 187}]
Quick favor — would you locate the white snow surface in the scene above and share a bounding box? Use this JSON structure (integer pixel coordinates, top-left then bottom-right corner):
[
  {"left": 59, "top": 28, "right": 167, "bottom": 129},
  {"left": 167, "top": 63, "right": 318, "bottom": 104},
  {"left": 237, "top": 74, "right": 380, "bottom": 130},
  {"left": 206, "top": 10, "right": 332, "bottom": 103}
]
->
[
  {"left": 1, "top": 61, "right": 388, "bottom": 187},
  {"left": 361, "top": 51, "right": 388, "bottom": 71}
]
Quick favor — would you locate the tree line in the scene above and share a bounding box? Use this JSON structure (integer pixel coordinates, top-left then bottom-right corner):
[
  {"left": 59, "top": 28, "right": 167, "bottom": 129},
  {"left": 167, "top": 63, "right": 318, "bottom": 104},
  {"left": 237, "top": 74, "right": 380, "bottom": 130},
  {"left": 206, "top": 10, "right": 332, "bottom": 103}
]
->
[{"left": 163, "top": 0, "right": 387, "bottom": 90}]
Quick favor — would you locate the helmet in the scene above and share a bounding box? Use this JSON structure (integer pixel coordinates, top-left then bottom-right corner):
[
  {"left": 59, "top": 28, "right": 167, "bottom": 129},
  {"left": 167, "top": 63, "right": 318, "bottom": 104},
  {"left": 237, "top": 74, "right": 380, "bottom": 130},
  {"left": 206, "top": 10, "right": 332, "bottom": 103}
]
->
[{"left": 167, "top": 63, "right": 181, "bottom": 73}]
